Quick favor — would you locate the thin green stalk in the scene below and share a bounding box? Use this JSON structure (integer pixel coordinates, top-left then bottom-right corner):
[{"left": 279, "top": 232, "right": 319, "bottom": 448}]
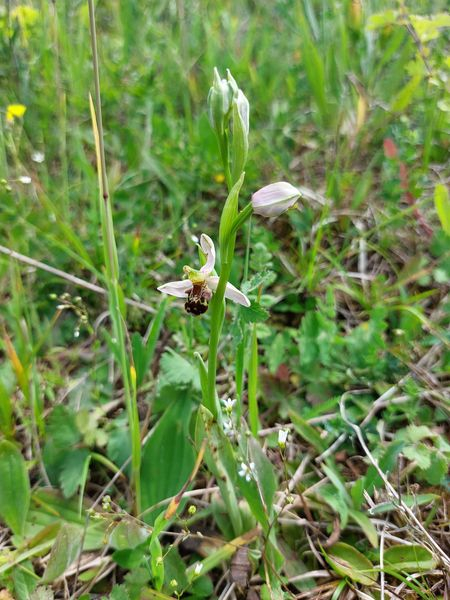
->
[
  {"left": 87, "top": 0, "right": 141, "bottom": 514},
  {"left": 247, "top": 323, "right": 259, "bottom": 435},
  {"left": 235, "top": 215, "right": 252, "bottom": 416},
  {"left": 206, "top": 266, "right": 230, "bottom": 419}
]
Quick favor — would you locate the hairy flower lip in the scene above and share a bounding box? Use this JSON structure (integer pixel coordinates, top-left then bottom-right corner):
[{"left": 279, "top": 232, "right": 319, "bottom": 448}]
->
[
  {"left": 252, "top": 181, "right": 301, "bottom": 217},
  {"left": 157, "top": 234, "right": 250, "bottom": 308}
]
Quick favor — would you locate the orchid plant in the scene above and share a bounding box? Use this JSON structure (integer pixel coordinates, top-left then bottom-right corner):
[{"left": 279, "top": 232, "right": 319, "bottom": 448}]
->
[{"left": 157, "top": 68, "right": 302, "bottom": 425}]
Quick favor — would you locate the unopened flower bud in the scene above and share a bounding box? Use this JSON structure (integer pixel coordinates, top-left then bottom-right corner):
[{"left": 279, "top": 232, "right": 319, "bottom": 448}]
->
[
  {"left": 207, "top": 68, "right": 233, "bottom": 136},
  {"left": 235, "top": 90, "right": 249, "bottom": 136},
  {"left": 252, "top": 182, "right": 301, "bottom": 218}
]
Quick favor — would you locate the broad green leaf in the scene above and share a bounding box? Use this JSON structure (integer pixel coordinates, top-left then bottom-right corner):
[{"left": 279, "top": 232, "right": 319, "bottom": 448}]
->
[
  {"left": 384, "top": 544, "right": 437, "bottom": 572},
  {"left": 59, "top": 449, "right": 90, "bottom": 498},
  {"left": 112, "top": 546, "right": 145, "bottom": 569},
  {"left": 109, "top": 519, "right": 148, "bottom": 550},
  {"left": 348, "top": 509, "right": 378, "bottom": 548},
  {"left": 25, "top": 490, "right": 106, "bottom": 552},
  {"left": 47, "top": 405, "right": 81, "bottom": 449},
  {"left": 195, "top": 407, "right": 243, "bottom": 536},
  {"left": 434, "top": 183, "right": 450, "bottom": 235},
  {"left": 42, "top": 523, "right": 83, "bottom": 583},
  {"left": 0, "top": 440, "right": 30, "bottom": 535},
  {"left": 326, "top": 542, "right": 375, "bottom": 586},
  {"left": 140, "top": 400, "right": 195, "bottom": 522}
]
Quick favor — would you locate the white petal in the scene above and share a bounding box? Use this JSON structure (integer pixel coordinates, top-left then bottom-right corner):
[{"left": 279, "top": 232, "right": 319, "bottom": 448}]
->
[
  {"left": 157, "top": 280, "right": 192, "bottom": 298},
  {"left": 207, "top": 276, "right": 250, "bottom": 307},
  {"left": 199, "top": 234, "right": 216, "bottom": 274},
  {"left": 225, "top": 282, "right": 250, "bottom": 306},
  {"left": 252, "top": 181, "right": 300, "bottom": 217}
]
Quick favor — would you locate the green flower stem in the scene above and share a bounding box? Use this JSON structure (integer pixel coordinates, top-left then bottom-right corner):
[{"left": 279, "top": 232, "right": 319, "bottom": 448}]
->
[
  {"left": 235, "top": 214, "right": 252, "bottom": 418},
  {"left": 206, "top": 202, "right": 253, "bottom": 420},
  {"left": 206, "top": 262, "right": 231, "bottom": 419}
]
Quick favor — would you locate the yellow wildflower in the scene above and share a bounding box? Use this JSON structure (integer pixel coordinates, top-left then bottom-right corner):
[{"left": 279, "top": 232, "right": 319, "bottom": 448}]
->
[
  {"left": 6, "top": 104, "right": 27, "bottom": 123},
  {"left": 214, "top": 173, "right": 225, "bottom": 184}
]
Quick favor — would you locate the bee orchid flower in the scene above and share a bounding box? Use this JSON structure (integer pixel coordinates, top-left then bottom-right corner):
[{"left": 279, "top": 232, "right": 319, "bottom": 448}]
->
[{"left": 157, "top": 234, "right": 250, "bottom": 315}]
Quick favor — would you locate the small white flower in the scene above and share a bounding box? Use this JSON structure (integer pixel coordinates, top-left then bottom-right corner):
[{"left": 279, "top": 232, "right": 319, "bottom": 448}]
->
[
  {"left": 238, "top": 461, "right": 255, "bottom": 482},
  {"left": 19, "top": 175, "right": 31, "bottom": 184},
  {"left": 194, "top": 562, "right": 203, "bottom": 576},
  {"left": 222, "top": 397, "right": 236, "bottom": 414},
  {"left": 222, "top": 417, "right": 234, "bottom": 437},
  {"left": 252, "top": 181, "right": 301, "bottom": 217},
  {"left": 278, "top": 428, "right": 289, "bottom": 449},
  {"left": 157, "top": 234, "right": 250, "bottom": 315},
  {"left": 31, "top": 151, "right": 45, "bottom": 163}
]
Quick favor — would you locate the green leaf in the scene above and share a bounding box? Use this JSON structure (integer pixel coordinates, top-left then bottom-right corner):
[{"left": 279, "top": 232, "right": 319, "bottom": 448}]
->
[
  {"left": 0, "top": 440, "right": 30, "bottom": 535},
  {"left": 219, "top": 173, "right": 245, "bottom": 256},
  {"left": 419, "top": 451, "right": 447, "bottom": 485},
  {"left": 242, "top": 270, "right": 276, "bottom": 294},
  {"left": 296, "top": 6, "right": 328, "bottom": 122},
  {"left": 140, "top": 400, "right": 195, "bottom": 522},
  {"left": 391, "top": 71, "right": 423, "bottom": 112},
  {"left": 348, "top": 509, "right": 378, "bottom": 548},
  {"left": 230, "top": 102, "right": 248, "bottom": 184},
  {"left": 403, "top": 443, "right": 431, "bottom": 470},
  {"left": 384, "top": 544, "right": 437, "bottom": 572},
  {"left": 195, "top": 408, "right": 243, "bottom": 537},
  {"left": 325, "top": 542, "right": 375, "bottom": 586},
  {"left": 109, "top": 519, "right": 149, "bottom": 550},
  {"left": 29, "top": 587, "right": 54, "bottom": 600},
  {"left": 0, "top": 379, "right": 13, "bottom": 436},
  {"left": 59, "top": 449, "right": 91, "bottom": 498},
  {"left": 434, "top": 183, "right": 450, "bottom": 235},
  {"left": 112, "top": 546, "right": 146, "bottom": 569},
  {"left": 109, "top": 585, "right": 130, "bottom": 600},
  {"left": 364, "top": 440, "right": 404, "bottom": 494},
  {"left": 316, "top": 485, "right": 348, "bottom": 529},
  {"left": 240, "top": 301, "right": 269, "bottom": 324},
  {"left": 132, "top": 298, "right": 167, "bottom": 387},
  {"left": 289, "top": 411, "right": 327, "bottom": 454},
  {"left": 158, "top": 349, "right": 200, "bottom": 390},
  {"left": 47, "top": 405, "right": 81, "bottom": 449},
  {"left": 42, "top": 523, "right": 83, "bottom": 583}
]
